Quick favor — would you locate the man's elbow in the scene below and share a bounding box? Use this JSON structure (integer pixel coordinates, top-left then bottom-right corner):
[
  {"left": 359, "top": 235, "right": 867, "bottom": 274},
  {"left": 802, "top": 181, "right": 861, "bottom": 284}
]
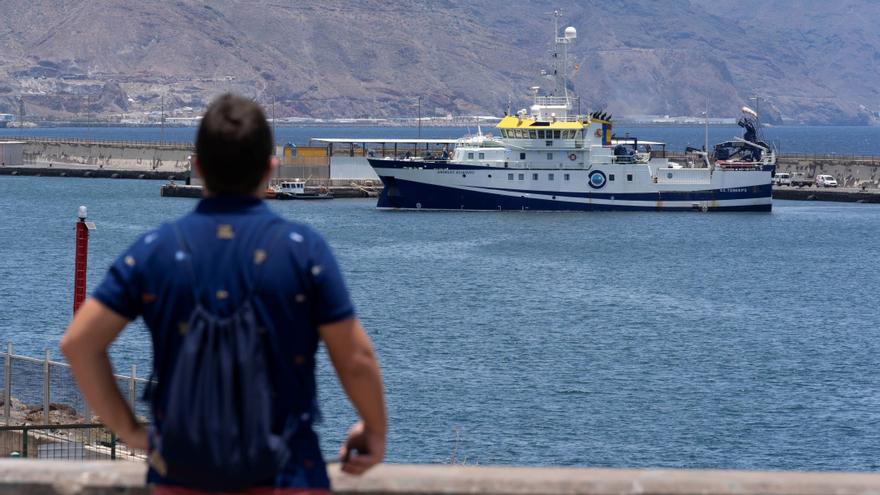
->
[
  {"left": 339, "top": 346, "right": 380, "bottom": 379},
  {"left": 59, "top": 331, "right": 81, "bottom": 360},
  {"left": 60, "top": 325, "right": 99, "bottom": 361}
]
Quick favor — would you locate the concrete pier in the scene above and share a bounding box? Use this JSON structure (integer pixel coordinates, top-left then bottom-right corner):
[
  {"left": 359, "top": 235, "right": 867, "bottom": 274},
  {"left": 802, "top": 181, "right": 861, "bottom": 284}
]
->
[
  {"left": 773, "top": 186, "right": 880, "bottom": 203},
  {"left": 160, "top": 183, "right": 376, "bottom": 199},
  {"left": 0, "top": 166, "right": 182, "bottom": 180}
]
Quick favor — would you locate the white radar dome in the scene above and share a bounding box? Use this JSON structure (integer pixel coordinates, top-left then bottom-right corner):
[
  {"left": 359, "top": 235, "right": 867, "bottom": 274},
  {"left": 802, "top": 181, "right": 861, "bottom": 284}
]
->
[
  {"left": 564, "top": 26, "right": 577, "bottom": 39},
  {"left": 742, "top": 106, "right": 758, "bottom": 118}
]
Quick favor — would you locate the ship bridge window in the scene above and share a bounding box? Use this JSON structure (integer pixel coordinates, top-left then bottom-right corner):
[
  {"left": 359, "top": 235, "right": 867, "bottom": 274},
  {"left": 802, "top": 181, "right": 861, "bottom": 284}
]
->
[
  {"left": 519, "top": 152, "right": 526, "bottom": 160},
  {"left": 553, "top": 130, "right": 561, "bottom": 139},
  {"left": 546, "top": 140, "right": 553, "bottom": 146},
  {"left": 537, "top": 130, "right": 545, "bottom": 139},
  {"left": 468, "top": 152, "right": 474, "bottom": 159},
  {"left": 478, "top": 152, "right": 485, "bottom": 159},
  {"left": 529, "top": 130, "right": 537, "bottom": 139}
]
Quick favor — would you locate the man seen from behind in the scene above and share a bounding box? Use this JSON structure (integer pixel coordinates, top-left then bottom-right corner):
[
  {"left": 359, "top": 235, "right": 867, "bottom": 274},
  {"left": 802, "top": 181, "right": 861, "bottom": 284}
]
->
[{"left": 61, "top": 94, "right": 386, "bottom": 494}]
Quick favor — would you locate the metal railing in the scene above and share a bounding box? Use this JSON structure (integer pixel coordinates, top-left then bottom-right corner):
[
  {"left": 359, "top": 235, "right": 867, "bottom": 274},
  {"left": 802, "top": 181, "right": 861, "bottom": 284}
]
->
[
  {"left": 1, "top": 343, "right": 151, "bottom": 427},
  {"left": 0, "top": 423, "right": 146, "bottom": 460},
  {"left": 533, "top": 96, "right": 570, "bottom": 106},
  {"left": 776, "top": 152, "right": 880, "bottom": 162}
]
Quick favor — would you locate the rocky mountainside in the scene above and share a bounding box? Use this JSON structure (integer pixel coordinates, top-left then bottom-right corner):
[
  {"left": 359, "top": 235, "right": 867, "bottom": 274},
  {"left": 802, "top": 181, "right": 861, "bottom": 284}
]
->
[{"left": 0, "top": 0, "right": 877, "bottom": 124}]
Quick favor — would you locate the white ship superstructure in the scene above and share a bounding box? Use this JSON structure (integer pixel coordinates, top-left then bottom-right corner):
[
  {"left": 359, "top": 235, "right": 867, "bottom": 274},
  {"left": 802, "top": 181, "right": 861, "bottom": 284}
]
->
[{"left": 368, "top": 13, "right": 774, "bottom": 212}]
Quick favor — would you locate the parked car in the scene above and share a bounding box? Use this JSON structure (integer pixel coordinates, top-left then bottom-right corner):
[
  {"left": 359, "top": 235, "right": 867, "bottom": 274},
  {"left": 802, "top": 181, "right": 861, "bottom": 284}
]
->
[
  {"left": 816, "top": 174, "right": 838, "bottom": 187},
  {"left": 772, "top": 172, "right": 791, "bottom": 186},
  {"left": 791, "top": 173, "right": 814, "bottom": 187}
]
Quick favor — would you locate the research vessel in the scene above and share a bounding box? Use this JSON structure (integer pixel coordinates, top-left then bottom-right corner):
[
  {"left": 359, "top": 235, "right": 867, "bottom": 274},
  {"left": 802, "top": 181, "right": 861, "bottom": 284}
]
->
[{"left": 368, "top": 13, "right": 773, "bottom": 212}]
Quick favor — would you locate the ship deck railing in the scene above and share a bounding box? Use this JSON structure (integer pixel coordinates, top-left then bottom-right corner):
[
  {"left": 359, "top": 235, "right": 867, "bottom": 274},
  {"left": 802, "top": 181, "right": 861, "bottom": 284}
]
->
[{"left": 533, "top": 96, "right": 571, "bottom": 106}]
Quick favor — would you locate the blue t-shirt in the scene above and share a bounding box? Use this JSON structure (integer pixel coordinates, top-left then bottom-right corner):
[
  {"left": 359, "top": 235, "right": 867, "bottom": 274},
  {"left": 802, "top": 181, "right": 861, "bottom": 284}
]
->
[{"left": 93, "top": 196, "right": 354, "bottom": 489}]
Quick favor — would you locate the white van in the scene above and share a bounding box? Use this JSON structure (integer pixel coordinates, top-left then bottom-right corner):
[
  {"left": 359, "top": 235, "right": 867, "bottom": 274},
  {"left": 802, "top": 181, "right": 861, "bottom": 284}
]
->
[
  {"left": 772, "top": 172, "right": 791, "bottom": 186},
  {"left": 816, "top": 174, "right": 838, "bottom": 187}
]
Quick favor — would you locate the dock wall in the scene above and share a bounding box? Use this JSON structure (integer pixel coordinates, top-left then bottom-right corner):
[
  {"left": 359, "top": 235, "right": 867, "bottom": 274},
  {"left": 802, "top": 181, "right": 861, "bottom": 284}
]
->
[
  {"left": 4, "top": 461, "right": 880, "bottom": 495},
  {"left": 775, "top": 156, "right": 880, "bottom": 188},
  {"left": 21, "top": 138, "right": 192, "bottom": 173}
]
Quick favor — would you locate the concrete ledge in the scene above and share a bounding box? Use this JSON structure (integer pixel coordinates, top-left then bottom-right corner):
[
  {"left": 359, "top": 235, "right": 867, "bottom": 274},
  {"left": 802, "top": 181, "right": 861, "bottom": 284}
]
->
[
  {"left": 772, "top": 187, "right": 880, "bottom": 203},
  {"left": 0, "top": 460, "right": 147, "bottom": 494},
  {"left": 3, "top": 461, "right": 880, "bottom": 495},
  {"left": 0, "top": 166, "right": 181, "bottom": 180}
]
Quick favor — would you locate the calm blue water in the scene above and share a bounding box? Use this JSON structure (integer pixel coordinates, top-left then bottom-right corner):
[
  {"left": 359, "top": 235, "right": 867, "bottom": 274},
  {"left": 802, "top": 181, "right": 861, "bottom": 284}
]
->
[
  {"left": 2, "top": 125, "right": 880, "bottom": 155},
  {"left": 2, "top": 175, "right": 880, "bottom": 471}
]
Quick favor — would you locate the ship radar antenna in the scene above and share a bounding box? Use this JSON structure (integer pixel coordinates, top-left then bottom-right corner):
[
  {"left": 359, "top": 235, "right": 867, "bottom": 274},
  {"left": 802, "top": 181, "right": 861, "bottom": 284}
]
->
[{"left": 529, "top": 86, "right": 541, "bottom": 106}]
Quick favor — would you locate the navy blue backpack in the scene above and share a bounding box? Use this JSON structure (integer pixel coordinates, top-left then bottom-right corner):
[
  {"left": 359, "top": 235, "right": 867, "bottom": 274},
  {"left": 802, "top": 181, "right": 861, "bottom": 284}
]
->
[{"left": 149, "top": 224, "right": 297, "bottom": 491}]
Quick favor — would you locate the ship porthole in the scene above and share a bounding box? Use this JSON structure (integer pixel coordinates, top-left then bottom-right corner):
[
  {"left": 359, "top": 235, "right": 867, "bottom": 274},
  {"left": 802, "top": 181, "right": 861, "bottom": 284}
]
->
[
  {"left": 462, "top": 174, "right": 466, "bottom": 178},
  {"left": 416, "top": 202, "right": 422, "bottom": 209}
]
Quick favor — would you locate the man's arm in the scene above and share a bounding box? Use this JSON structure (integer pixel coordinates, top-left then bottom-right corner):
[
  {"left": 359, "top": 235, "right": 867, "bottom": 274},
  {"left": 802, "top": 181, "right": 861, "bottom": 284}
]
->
[
  {"left": 320, "top": 317, "right": 386, "bottom": 475},
  {"left": 60, "top": 298, "right": 147, "bottom": 449}
]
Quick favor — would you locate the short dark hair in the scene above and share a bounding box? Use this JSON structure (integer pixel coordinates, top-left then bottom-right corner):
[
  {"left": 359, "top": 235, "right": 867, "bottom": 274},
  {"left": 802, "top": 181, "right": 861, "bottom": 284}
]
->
[{"left": 196, "top": 94, "right": 273, "bottom": 195}]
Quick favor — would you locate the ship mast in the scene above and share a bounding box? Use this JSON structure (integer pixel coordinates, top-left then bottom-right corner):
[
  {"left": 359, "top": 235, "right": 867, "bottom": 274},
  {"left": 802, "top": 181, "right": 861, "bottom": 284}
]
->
[{"left": 551, "top": 10, "right": 576, "bottom": 104}]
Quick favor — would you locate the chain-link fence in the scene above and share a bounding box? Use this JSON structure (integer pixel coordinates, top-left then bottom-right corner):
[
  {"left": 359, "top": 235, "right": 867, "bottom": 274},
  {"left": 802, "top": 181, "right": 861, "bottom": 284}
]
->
[{"left": 1, "top": 343, "right": 150, "bottom": 426}]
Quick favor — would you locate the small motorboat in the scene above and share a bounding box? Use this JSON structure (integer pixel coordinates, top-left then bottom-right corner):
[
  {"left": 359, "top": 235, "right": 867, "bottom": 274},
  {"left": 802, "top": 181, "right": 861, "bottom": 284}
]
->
[{"left": 271, "top": 180, "right": 334, "bottom": 200}]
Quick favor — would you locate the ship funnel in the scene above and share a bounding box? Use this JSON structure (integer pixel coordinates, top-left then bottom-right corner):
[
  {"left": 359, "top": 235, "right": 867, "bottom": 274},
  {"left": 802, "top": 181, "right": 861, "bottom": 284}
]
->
[{"left": 564, "top": 26, "right": 577, "bottom": 40}]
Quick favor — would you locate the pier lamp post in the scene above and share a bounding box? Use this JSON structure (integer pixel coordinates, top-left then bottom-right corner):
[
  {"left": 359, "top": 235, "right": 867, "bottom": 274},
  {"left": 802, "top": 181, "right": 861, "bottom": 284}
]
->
[{"left": 73, "top": 206, "right": 96, "bottom": 314}]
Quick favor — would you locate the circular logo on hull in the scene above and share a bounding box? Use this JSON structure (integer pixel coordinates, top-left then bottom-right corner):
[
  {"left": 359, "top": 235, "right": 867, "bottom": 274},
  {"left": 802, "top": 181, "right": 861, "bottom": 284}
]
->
[{"left": 588, "top": 170, "right": 607, "bottom": 189}]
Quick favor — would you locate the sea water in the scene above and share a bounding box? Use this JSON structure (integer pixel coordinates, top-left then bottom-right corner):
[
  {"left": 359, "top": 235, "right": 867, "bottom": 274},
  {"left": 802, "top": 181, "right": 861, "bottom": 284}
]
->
[{"left": 1, "top": 175, "right": 879, "bottom": 470}]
